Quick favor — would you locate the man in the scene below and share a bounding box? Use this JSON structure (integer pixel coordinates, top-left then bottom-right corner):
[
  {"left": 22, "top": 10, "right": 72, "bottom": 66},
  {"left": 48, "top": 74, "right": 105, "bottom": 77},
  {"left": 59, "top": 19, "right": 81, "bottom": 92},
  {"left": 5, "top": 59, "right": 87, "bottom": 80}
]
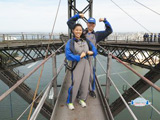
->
[
  {"left": 153, "top": 33, "right": 157, "bottom": 42},
  {"left": 143, "top": 33, "right": 146, "bottom": 42},
  {"left": 158, "top": 33, "right": 160, "bottom": 43},
  {"left": 67, "top": 13, "right": 113, "bottom": 98}
]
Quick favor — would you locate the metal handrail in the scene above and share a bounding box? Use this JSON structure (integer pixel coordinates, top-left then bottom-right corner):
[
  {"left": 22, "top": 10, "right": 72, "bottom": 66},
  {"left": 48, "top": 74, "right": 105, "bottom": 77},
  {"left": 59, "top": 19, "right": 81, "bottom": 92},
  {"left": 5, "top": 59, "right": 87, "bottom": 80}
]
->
[
  {"left": 117, "top": 73, "right": 160, "bottom": 115},
  {"left": 96, "top": 57, "right": 138, "bottom": 120},
  {"left": 30, "top": 61, "right": 64, "bottom": 120},
  {"left": 0, "top": 43, "right": 65, "bottom": 101},
  {"left": 97, "top": 44, "right": 160, "bottom": 92},
  {"left": 111, "top": 54, "right": 160, "bottom": 92}
]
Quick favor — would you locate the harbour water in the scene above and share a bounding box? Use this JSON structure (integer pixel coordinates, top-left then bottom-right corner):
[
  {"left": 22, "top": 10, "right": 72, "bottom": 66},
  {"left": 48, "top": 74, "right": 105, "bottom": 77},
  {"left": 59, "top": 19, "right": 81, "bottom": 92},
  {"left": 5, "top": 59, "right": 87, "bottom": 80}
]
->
[{"left": 0, "top": 54, "right": 160, "bottom": 120}]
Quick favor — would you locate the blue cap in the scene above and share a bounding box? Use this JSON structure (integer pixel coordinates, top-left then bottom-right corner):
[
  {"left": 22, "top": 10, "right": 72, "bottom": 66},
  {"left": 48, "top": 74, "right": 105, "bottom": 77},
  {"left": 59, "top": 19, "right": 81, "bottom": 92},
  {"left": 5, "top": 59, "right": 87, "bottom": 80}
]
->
[{"left": 87, "top": 17, "right": 96, "bottom": 24}]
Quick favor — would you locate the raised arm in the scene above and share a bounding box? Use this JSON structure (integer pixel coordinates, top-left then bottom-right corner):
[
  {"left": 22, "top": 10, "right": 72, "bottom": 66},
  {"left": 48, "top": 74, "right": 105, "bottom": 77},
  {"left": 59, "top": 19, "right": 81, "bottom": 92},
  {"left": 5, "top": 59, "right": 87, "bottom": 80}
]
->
[
  {"left": 67, "top": 14, "right": 84, "bottom": 30},
  {"left": 95, "top": 18, "right": 113, "bottom": 43}
]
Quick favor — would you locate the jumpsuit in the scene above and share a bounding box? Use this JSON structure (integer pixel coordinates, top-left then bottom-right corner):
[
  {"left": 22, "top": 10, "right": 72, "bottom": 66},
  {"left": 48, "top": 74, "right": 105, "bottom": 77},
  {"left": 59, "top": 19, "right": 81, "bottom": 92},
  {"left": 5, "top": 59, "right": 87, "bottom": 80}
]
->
[
  {"left": 67, "top": 14, "right": 113, "bottom": 92},
  {"left": 65, "top": 38, "right": 97, "bottom": 104}
]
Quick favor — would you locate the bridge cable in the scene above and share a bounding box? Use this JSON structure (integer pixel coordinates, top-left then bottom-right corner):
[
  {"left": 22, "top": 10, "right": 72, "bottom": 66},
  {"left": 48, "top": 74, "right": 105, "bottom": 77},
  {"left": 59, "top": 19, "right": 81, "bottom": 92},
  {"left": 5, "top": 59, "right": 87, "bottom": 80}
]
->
[
  {"left": 96, "top": 54, "right": 160, "bottom": 115},
  {"left": 9, "top": 93, "right": 13, "bottom": 118},
  {"left": 133, "top": 0, "right": 160, "bottom": 16},
  {"left": 118, "top": 74, "right": 160, "bottom": 115},
  {"left": 16, "top": 48, "right": 65, "bottom": 120},
  {"left": 17, "top": 84, "right": 49, "bottom": 120},
  {"left": 96, "top": 56, "right": 138, "bottom": 120},
  {"left": 17, "top": 71, "right": 56, "bottom": 120},
  {"left": 110, "top": 0, "right": 151, "bottom": 33},
  {"left": 97, "top": 45, "right": 160, "bottom": 115},
  {"left": 97, "top": 44, "right": 160, "bottom": 92},
  {"left": 30, "top": 62, "right": 65, "bottom": 120},
  {"left": 27, "top": 0, "right": 62, "bottom": 119},
  {"left": 0, "top": 44, "right": 65, "bottom": 102},
  {"left": 149, "top": 87, "right": 154, "bottom": 119}
]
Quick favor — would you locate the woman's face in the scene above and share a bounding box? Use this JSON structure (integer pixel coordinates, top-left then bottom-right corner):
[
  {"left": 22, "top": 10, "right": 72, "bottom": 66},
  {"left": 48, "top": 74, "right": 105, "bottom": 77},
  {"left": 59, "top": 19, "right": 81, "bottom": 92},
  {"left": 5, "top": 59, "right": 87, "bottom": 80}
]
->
[{"left": 73, "top": 26, "right": 82, "bottom": 39}]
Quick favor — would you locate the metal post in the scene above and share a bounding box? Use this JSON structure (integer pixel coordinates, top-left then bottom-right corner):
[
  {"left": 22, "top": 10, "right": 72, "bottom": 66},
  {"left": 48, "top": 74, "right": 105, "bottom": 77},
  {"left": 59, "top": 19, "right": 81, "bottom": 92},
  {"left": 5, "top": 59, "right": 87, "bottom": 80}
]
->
[
  {"left": 106, "top": 51, "right": 111, "bottom": 102},
  {"left": 68, "top": 0, "right": 73, "bottom": 39},
  {"left": 89, "top": 0, "right": 93, "bottom": 17},
  {"left": 21, "top": 33, "right": 24, "bottom": 40},
  {"left": 68, "top": 0, "right": 93, "bottom": 38},
  {"left": 37, "top": 35, "right": 39, "bottom": 40},
  {"left": 49, "top": 33, "right": 51, "bottom": 40},
  {"left": 2, "top": 34, "right": 5, "bottom": 41},
  {"left": 26, "top": 34, "right": 27, "bottom": 40},
  {"left": 52, "top": 53, "right": 57, "bottom": 103}
]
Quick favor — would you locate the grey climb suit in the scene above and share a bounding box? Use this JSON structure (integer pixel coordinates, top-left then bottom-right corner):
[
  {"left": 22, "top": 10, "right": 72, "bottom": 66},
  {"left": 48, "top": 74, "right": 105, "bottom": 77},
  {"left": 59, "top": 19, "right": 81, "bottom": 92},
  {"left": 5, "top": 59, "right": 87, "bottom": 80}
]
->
[
  {"left": 67, "top": 40, "right": 91, "bottom": 103},
  {"left": 67, "top": 14, "right": 113, "bottom": 92}
]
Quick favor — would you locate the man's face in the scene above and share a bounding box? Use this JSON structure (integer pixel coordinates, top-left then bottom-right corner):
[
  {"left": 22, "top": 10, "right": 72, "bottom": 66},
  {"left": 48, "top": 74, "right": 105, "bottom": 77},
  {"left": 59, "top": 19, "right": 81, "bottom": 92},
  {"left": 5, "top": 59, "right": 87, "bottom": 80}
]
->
[{"left": 87, "top": 22, "right": 96, "bottom": 32}]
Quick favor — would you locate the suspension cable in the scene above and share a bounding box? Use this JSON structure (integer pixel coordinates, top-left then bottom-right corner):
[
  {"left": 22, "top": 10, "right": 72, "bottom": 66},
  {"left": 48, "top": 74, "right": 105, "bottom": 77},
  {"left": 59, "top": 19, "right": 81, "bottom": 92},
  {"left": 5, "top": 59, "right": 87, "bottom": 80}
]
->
[
  {"left": 96, "top": 53, "right": 160, "bottom": 116},
  {"left": 17, "top": 60, "right": 64, "bottom": 119},
  {"left": 111, "top": 54, "right": 160, "bottom": 92},
  {"left": 30, "top": 61, "right": 64, "bottom": 120},
  {"left": 149, "top": 87, "right": 154, "bottom": 119},
  {"left": 133, "top": 0, "right": 160, "bottom": 16},
  {"left": 96, "top": 56, "right": 138, "bottom": 120},
  {"left": 97, "top": 44, "right": 160, "bottom": 92},
  {"left": 0, "top": 44, "right": 65, "bottom": 102},
  {"left": 17, "top": 76, "right": 52, "bottom": 120},
  {"left": 110, "top": 0, "right": 151, "bottom": 33},
  {"left": 118, "top": 73, "right": 160, "bottom": 115},
  {"left": 27, "top": 0, "right": 62, "bottom": 119}
]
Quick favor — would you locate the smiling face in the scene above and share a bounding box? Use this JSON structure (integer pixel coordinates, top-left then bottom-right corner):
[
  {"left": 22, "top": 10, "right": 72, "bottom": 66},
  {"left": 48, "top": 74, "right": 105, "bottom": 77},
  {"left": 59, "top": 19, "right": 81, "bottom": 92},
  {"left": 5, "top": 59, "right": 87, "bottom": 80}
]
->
[
  {"left": 87, "top": 22, "right": 96, "bottom": 32},
  {"left": 72, "top": 26, "right": 83, "bottom": 39}
]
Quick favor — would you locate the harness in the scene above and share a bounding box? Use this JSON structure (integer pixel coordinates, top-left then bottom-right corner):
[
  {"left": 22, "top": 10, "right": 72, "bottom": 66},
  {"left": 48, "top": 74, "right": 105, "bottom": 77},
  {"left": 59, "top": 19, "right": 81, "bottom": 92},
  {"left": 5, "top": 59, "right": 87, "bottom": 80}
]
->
[{"left": 65, "top": 38, "right": 92, "bottom": 71}]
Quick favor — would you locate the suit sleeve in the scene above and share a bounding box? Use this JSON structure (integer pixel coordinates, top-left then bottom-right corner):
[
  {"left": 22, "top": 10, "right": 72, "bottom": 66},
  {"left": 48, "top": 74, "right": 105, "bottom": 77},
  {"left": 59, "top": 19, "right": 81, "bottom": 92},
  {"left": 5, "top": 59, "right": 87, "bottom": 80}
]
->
[
  {"left": 89, "top": 41, "right": 98, "bottom": 58},
  {"left": 65, "top": 40, "right": 81, "bottom": 62},
  {"left": 95, "top": 18, "right": 113, "bottom": 43},
  {"left": 67, "top": 14, "right": 80, "bottom": 30}
]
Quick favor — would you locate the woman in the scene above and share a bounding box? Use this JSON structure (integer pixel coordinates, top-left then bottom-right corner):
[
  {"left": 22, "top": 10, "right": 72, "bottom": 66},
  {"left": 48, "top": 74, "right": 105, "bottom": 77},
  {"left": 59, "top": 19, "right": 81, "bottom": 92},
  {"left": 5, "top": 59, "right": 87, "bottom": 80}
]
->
[{"left": 65, "top": 23, "right": 97, "bottom": 110}]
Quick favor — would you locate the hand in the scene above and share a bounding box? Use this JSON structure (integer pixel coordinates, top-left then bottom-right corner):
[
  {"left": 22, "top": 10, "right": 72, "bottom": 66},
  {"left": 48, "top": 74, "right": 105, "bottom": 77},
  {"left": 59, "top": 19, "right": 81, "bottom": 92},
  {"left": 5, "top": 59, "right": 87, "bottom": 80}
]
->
[
  {"left": 99, "top": 18, "right": 104, "bottom": 22},
  {"left": 87, "top": 51, "right": 93, "bottom": 55},
  {"left": 80, "top": 52, "right": 86, "bottom": 58},
  {"left": 79, "top": 13, "right": 84, "bottom": 18}
]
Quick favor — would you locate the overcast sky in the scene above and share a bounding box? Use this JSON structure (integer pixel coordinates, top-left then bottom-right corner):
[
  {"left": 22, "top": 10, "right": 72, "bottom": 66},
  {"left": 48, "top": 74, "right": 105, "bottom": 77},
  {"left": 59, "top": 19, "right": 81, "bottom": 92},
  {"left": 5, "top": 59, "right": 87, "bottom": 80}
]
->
[{"left": 0, "top": 0, "right": 160, "bottom": 33}]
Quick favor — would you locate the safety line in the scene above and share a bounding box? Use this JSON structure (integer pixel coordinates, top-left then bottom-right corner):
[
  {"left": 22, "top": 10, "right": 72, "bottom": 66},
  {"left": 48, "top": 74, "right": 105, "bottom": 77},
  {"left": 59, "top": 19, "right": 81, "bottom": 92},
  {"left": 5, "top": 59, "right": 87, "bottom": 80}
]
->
[
  {"left": 118, "top": 73, "right": 160, "bottom": 115},
  {"left": 134, "top": 0, "right": 160, "bottom": 16},
  {"left": 27, "top": 0, "right": 62, "bottom": 119},
  {"left": 110, "top": 0, "right": 151, "bottom": 33},
  {"left": 17, "top": 60, "right": 64, "bottom": 120},
  {"left": 97, "top": 44, "right": 160, "bottom": 92},
  {"left": 111, "top": 54, "right": 160, "bottom": 92},
  {"left": 0, "top": 44, "right": 65, "bottom": 102},
  {"left": 96, "top": 57, "right": 138, "bottom": 120},
  {"left": 30, "top": 62, "right": 64, "bottom": 120}
]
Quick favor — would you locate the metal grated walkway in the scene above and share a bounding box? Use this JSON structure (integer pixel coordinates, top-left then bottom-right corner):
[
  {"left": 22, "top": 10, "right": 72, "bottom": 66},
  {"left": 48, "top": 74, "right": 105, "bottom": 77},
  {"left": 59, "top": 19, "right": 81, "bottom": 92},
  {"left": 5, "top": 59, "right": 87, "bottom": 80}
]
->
[{"left": 51, "top": 71, "right": 109, "bottom": 120}]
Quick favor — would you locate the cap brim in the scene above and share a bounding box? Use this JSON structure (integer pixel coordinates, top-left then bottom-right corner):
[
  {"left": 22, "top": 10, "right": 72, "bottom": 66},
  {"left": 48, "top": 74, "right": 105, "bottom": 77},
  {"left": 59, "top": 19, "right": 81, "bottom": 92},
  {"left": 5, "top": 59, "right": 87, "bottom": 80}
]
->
[{"left": 88, "top": 22, "right": 95, "bottom": 24}]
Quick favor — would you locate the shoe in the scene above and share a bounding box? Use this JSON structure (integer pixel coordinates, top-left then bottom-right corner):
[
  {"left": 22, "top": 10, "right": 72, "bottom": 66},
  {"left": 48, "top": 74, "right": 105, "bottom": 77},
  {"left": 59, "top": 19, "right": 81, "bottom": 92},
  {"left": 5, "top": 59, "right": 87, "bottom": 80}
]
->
[
  {"left": 79, "top": 100, "right": 87, "bottom": 108},
  {"left": 89, "top": 91, "right": 96, "bottom": 98},
  {"left": 68, "top": 103, "right": 75, "bottom": 110}
]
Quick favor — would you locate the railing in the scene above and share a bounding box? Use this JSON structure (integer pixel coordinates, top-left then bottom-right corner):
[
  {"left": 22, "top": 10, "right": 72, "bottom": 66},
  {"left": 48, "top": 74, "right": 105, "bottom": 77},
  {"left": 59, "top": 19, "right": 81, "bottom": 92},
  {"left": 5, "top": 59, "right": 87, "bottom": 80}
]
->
[
  {"left": 0, "top": 43, "right": 65, "bottom": 119},
  {"left": 1, "top": 42, "right": 160, "bottom": 119},
  {"left": 0, "top": 33, "right": 62, "bottom": 41},
  {"left": 106, "top": 34, "right": 160, "bottom": 43},
  {"left": 97, "top": 44, "right": 160, "bottom": 120},
  {"left": 1, "top": 33, "right": 160, "bottom": 45}
]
